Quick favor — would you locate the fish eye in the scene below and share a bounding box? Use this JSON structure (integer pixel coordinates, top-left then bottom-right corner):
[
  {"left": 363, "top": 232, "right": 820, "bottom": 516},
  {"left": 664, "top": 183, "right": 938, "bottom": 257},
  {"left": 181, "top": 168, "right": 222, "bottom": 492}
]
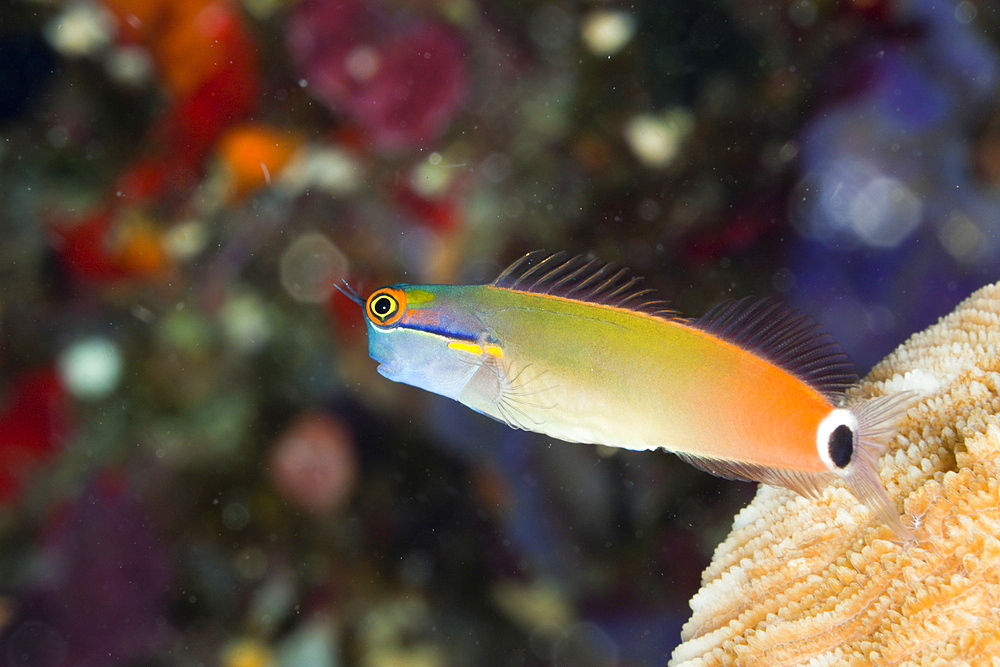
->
[{"left": 366, "top": 288, "right": 406, "bottom": 327}]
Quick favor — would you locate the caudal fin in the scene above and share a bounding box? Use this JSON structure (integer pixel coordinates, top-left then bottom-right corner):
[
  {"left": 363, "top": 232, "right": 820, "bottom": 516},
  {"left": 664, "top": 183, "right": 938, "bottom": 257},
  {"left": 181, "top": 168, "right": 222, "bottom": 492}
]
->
[{"left": 839, "top": 392, "right": 919, "bottom": 539}]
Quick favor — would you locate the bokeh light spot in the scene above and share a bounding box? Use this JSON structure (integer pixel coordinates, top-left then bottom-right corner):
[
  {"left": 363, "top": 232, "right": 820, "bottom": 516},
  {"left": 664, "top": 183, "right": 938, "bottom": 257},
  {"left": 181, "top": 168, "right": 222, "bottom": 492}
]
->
[
  {"left": 802, "top": 158, "right": 923, "bottom": 247},
  {"left": 411, "top": 161, "right": 452, "bottom": 197},
  {"left": 58, "top": 336, "right": 123, "bottom": 400},
  {"left": 279, "top": 233, "right": 347, "bottom": 303},
  {"left": 45, "top": 3, "right": 112, "bottom": 57},
  {"left": 940, "top": 212, "right": 986, "bottom": 264},
  {"left": 482, "top": 152, "right": 512, "bottom": 183},
  {"left": 788, "top": 0, "right": 818, "bottom": 29},
  {"left": 955, "top": 1, "right": 977, "bottom": 24},
  {"left": 278, "top": 146, "right": 362, "bottom": 196},
  {"left": 847, "top": 177, "right": 922, "bottom": 247},
  {"left": 164, "top": 220, "right": 208, "bottom": 261},
  {"left": 222, "top": 501, "right": 251, "bottom": 532},
  {"left": 222, "top": 293, "right": 272, "bottom": 353},
  {"left": 624, "top": 110, "right": 693, "bottom": 168},
  {"left": 581, "top": 10, "right": 635, "bottom": 56},
  {"left": 345, "top": 45, "right": 380, "bottom": 83},
  {"left": 529, "top": 4, "right": 575, "bottom": 51}
]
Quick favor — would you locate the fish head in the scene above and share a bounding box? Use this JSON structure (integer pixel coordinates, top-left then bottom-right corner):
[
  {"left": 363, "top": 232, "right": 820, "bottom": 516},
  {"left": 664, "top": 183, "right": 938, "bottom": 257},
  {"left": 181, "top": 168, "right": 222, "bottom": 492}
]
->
[{"left": 362, "top": 285, "right": 485, "bottom": 400}]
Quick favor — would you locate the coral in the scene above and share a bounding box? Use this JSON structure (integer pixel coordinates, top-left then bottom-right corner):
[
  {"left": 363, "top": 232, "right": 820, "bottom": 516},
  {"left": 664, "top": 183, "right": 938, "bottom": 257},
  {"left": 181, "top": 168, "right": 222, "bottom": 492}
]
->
[{"left": 671, "top": 282, "right": 1000, "bottom": 666}]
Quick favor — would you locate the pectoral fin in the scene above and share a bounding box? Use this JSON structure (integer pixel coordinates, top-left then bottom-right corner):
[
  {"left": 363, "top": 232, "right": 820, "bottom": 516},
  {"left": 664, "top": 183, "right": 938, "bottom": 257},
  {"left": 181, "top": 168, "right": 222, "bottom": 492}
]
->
[{"left": 457, "top": 356, "right": 557, "bottom": 431}]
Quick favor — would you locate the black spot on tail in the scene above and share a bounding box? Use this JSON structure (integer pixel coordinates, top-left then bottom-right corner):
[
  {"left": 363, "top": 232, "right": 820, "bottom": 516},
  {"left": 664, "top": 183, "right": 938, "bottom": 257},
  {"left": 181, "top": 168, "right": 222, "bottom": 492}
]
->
[{"left": 829, "top": 424, "right": 854, "bottom": 468}]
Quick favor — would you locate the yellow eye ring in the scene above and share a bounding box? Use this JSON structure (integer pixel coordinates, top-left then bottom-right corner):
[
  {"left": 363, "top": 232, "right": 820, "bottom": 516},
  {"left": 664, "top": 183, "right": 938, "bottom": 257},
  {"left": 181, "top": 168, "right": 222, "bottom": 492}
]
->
[{"left": 366, "top": 287, "right": 406, "bottom": 327}]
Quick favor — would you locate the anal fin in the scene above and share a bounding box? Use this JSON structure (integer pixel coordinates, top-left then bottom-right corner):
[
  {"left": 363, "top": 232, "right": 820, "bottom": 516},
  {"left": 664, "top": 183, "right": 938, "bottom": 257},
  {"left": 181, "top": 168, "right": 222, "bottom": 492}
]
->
[{"left": 675, "top": 452, "right": 834, "bottom": 499}]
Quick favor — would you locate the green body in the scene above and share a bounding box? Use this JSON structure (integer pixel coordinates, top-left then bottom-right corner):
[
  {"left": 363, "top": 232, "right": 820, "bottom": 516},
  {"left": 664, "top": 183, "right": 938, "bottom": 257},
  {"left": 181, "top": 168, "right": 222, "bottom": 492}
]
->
[
  {"left": 370, "top": 284, "right": 831, "bottom": 473},
  {"left": 359, "top": 251, "right": 916, "bottom": 537}
]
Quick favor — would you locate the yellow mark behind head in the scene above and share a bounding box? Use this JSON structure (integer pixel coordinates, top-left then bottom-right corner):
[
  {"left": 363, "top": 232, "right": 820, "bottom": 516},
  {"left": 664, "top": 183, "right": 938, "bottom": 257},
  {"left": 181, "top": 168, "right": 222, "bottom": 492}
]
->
[{"left": 448, "top": 341, "right": 503, "bottom": 358}]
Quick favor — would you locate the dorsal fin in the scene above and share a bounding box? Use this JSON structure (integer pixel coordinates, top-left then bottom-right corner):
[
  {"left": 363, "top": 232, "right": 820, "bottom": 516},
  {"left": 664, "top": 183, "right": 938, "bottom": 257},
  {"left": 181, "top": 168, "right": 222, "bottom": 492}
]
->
[
  {"left": 491, "top": 251, "right": 678, "bottom": 319},
  {"left": 695, "top": 296, "right": 858, "bottom": 397}
]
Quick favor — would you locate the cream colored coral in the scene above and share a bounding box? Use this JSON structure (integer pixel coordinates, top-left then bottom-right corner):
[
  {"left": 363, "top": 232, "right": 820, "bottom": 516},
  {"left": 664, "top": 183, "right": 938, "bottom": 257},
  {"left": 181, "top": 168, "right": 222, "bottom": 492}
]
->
[{"left": 671, "top": 282, "right": 1000, "bottom": 667}]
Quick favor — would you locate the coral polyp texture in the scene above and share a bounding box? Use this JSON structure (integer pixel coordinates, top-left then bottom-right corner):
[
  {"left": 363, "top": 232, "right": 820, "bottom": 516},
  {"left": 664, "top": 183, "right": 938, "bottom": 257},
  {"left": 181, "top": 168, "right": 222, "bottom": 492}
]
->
[{"left": 671, "top": 282, "right": 1000, "bottom": 666}]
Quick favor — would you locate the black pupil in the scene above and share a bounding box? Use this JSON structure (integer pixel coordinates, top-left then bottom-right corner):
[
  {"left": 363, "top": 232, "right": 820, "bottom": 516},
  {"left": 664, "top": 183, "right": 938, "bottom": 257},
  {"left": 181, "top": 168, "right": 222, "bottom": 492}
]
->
[
  {"left": 828, "top": 424, "right": 854, "bottom": 468},
  {"left": 373, "top": 296, "right": 394, "bottom": 316}
]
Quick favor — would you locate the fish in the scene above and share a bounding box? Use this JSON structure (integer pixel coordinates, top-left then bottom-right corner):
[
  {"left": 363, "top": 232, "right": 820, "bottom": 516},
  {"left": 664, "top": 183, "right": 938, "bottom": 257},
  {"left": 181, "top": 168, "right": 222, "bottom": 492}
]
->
[{"left": 340, "top": 251, "right": 916, "bottom": 537}]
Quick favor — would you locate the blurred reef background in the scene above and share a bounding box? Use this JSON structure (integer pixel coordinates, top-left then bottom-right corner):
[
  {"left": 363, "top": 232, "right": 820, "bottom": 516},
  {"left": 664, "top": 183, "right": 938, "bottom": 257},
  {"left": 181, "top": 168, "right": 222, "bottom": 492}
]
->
[{"left": 1, "top": 0, "right": 999, "bottom": 665}]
